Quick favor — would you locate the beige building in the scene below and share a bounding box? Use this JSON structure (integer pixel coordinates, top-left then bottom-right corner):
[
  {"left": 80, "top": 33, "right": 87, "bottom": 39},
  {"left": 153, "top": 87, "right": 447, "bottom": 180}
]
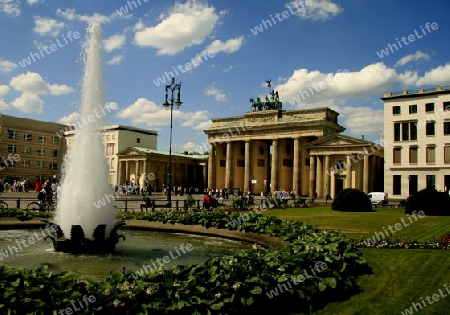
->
[
  {"left": 204, "top": 107, "right": 384, "bottom": 198},
  {"left": 0, "top": 114, "right": 68, "bottom": 184},
  {"left": 383, "top": 86, "right": 450, "bottom": 199},
  {"left": 117, "top": 147, "right": 208, "bottom": 191},
  {"left": 64, "top": 125, "right": 158, "bottom": 185}
]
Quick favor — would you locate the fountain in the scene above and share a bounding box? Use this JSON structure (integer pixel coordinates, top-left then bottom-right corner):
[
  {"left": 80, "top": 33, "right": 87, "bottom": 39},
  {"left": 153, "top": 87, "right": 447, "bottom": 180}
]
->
[{"left": 45, "top": 23, "right": 125, "bottom": 254}]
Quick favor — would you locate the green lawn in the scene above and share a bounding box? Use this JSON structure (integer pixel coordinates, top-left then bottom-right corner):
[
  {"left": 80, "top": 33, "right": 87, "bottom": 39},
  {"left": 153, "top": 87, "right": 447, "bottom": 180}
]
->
[{"left": 260, "top": 206, "right": 450, "bottom": 315}]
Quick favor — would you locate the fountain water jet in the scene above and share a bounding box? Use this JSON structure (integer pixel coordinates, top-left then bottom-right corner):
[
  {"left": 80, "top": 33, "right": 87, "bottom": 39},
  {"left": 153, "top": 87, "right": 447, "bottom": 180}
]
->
[{"left": 46, "top": 23, "right": 125, "bottom": 254}]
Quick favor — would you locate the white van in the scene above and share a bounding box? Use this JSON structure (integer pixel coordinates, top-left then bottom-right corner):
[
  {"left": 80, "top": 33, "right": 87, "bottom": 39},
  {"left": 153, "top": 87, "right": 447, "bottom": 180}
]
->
[{"left": 367, "top": 192, "right": 388, "bottom": 206}]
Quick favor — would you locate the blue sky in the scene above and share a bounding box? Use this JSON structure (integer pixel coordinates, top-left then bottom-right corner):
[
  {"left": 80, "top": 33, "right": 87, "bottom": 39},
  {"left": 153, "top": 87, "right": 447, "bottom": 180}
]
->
[{"left": 0, "top": 0, "right": 450, "bottom": 152}]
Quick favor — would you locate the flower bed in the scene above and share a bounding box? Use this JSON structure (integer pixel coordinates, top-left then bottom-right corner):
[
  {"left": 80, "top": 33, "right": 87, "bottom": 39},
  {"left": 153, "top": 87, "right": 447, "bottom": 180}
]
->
[{"left": 0, "top": 211, "right": 369, "bottom": 314}]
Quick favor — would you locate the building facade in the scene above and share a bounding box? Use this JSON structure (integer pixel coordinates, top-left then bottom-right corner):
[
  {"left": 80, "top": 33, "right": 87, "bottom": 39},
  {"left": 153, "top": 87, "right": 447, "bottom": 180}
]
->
[
  {"left": 383, "top": 86, "right": 450, "bottom": 199},
  {"left": 204, "top": 108, "right": 384, "bottom": 197},
  {"left": 0, "top": 114, "right": 68, "bottom": 183},
  {"left": 117, "top": 147, "right": 207, "bottom": 191},
  {"left": 64, "top": 125, "right": 158, "bottom": 185}
]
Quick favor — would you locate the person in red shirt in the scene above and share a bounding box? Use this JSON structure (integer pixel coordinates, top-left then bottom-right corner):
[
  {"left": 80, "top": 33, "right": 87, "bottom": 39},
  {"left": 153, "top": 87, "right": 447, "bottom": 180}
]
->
[{"left": 203, "top": 194, "right": 211, "bottom": 209}]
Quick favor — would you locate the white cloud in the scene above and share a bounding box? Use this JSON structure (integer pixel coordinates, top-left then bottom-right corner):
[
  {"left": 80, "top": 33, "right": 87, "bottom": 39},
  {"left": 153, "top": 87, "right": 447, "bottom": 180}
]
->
[
  {"left": 0, "top": 58, "right": 18, "bottom": 73},
  {"left": 58, "top": 112, "right": 82, "bottom": 126},
  {"left": 10, "top": 93, "right": 44, "bottom": 113},
  {"left": 134, "top": 0, "right": 221, "bottom": 55},
  {"left": 204, "top": 83, "right": 226, "bottom": 102},
  {"left": 0, "top": 85, "right": 9, "bottom": 97},
  {"left": 277, "top": 63, "right": 397, "bottom": 108},
  {"left": 103, "top": 34, "right": 126, "bottom": 52},
  {"left": 56, "top": 8, "right": 113, "bottom": 24},
  {"left": 9, "top": 72, "right": 74, "bottom": 95},
  {"left": 27, "top": 0, "right": 43, "bottom": 5},
  {"left": 118, "top": 97, "right": 211, "bottom": 129},
  {"left": 192, "top": 120, "right": 212, "bottom": 130},
  {"left": 415, "top": 63, "right": 450, "bottom": 86},
  {"left": 0, "top": 85, "right": 9, "bottom": 110},
  {"left": 204, "top": 36, "right": 244, "bottom": 54},
  {"left": 332, "top": 105, "right": 384, "bottom": 137},
  {"left": 395, "top": 51, "right": 431, "bottom": 67},
  {"left": 106, "top": 55, "right": 124, "bottom": 65},
  {"left": 286, "top": 0, "right": 342, "bottom": 21},
  {"left": 33, "top": 17, "right": 65, "bottom": 37},
  {"left": 181, "top": 141, "right": 202, "bottom": 152},
  {"left": 0, "top": 0, "right": 20, "bottom": 17}
]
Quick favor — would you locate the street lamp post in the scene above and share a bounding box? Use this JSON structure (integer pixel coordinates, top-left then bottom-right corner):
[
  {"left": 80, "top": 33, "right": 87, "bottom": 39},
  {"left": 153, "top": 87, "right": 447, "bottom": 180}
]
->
[{"left": 162, "top": 77, "right": 183, "bottom": 207}]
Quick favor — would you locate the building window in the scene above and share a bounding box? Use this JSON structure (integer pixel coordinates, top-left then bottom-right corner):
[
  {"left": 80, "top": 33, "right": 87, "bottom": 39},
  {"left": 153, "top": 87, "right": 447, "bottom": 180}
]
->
[
  {"left": 37, "top": 161, "right": 44, "bottom": 169},
  {"left": 286, "top": 145, "right": 291, "bottom": 155},
  {"left": 38, "top": 135, "right": 45, "bottom": 143},
  {"left": 24, "top": 132, "right": 32, "bottom": 141},
  {"left": 426, "top": 122, "right": 435, "bottom": 136},
  {"left": 37, "top": 148, "right": 45, "bottom": 156},
  {"left": 426, "top": 146, "right": 435, "bottom": 163},
  {"left": 426, "top": 175, "right": 435, "bottom": 190},
  {"left": 52, "top": 136, "right": 59, "bottom": 144},
  {"left": 445, "top": 146, "right": 450, "bottom": 164},
  {"left": 393, "top": 148, "right": 401, "bottom": 164},
  {"left": 7, "top": 130, "right": 17, "bottom": 139},
  {"left": 444, "top": 121, "right": 450, "bottom": 135},
  {"left": 283, "top": 159, "right": 293, "bottom": 167},
  {"left": 335, "top": 160, "right": 345, "bottom": 170},
  {"left": 394, "top": 123, "right": 401, "bottom": 141},
  {"left": 402, "top": 122, "right": 409, "bottom": 140},
  {"left": 393, "top": 175, "right": 401, "bottom": 195},
  {"left": 409, "top": 105, "right": 417, "bottom": 114},
  {"left": 106, "top": 143, "right": 114, "bottom": 156},
  {"left": 393, "top": 106, "right": 401, "bottom": 115},
  {"left": 237, "top": 159, "right": 245, "bottom": 167},
  {"left": 23, "top": 146, "right": 31, "bottom": 154},
  {"left": 425, "top": 103, "right": 434, "bottom": 112},
  {"left": 7, "top": 145, "right": 16, "bottom": 153},
  {"left": 257, "top": 159, "right": 265, "bottom": 167},
  {"left": 219, "top": 160, "right": 225, "bottom": 167},
  {"left": 240, "top": 146, "right": 245, "bottom": 156},
  {"left": 136, "top": 138, "right": 141, "bottom": 144},
  {"left": 22, "top": 160, "right": 30, "bottom": 168},
  {"left": 50, "top": 162, "right": 57, "bottom": 170},
  {"left": 410, "top": 122, "right": 417, "bottom": 140},
  {"left": 409, "top": 147, "right": 418, "bottom": 164},
  {"left": 52, "top": 150, "right": 58, "bottom": 157},
  {"left": 259, "top": 146, "right": 264, "bottom": 155},
  {"left": 444, "top": 101, "right": 450, "bottom": 111}
]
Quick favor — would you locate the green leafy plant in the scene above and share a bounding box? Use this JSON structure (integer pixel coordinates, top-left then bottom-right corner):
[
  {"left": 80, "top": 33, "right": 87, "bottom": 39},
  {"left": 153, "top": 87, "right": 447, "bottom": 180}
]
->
[{"left": 332, "top": 188, "right": 372, "bottom": 212}]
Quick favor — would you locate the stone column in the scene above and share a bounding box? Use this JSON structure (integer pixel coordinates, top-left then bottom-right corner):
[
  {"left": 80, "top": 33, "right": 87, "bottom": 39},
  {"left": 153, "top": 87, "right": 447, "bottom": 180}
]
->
[
  {"left": 330, "top": 171, "right": 336, "bottom": 199},
  {"left": 135, "top": 160, "right": 140, "bottom": 184},
  {"left": 293, "top": 138, "right": 300, "bottom": 193},
  {"left": 309, "top": 155, "right": 315, "bottom": 197},
  {"left": 270, "top": 139, "right": 278, "bottom": 193},
  {"left": 225, "top": 142, "right": 233, "bottom": 189},
  {"left": 244, "top": 140, "right": 251, "bottom": 191},
  {"left": 142, "top": 157, "right": 150, "bottom": 185},
  {"left": 346, "top": 155, "right": 352, "bottom": 188},
  {"left": 324, "top": 155, "right": 330, "bottom": 197},
  {"left": 208, "top": 144, "right": 214, "bottom": 189},
  {"left": 118, "top": 161, "right": 123, "bottom": 185},
  {"left": 363, "top": 154, "right": 369, "bottom": 193},
  {"left": 125, "top": 160, "right": 130, "bottom": 184},
  {"left": 316, "top": 156, "right": 323, "bottom": 198}
]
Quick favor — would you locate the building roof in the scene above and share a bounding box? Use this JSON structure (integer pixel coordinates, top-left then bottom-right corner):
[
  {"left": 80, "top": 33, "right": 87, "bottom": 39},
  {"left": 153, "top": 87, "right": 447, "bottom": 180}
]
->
[
  {"left": 63, "top": 124, "right": 158, "bottom": 136},
  {"left": 118, "top": 147, "right": 209, "bottom": 161},
  {"left": 381, "top": 85, "right": 450, "bottom": 100},
  {"left": 0, "top": 113, "right": 69, "bottom": 133}
]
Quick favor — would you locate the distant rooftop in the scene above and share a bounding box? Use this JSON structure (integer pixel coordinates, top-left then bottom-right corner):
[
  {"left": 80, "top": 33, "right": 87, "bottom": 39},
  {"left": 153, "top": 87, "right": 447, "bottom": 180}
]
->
[
  {"left": 64, "top": 124, "right": 158, "bottom": 136},
  {"left": 382, "top": 85, "right": 450, "bottom": 100}
]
